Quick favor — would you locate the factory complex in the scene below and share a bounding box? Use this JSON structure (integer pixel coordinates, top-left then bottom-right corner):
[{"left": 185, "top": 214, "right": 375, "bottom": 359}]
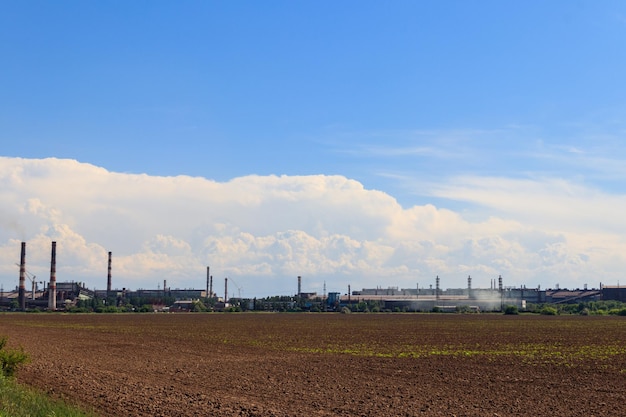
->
[{"left": 4, "top": 241, "right": 626, "bottom": 312}]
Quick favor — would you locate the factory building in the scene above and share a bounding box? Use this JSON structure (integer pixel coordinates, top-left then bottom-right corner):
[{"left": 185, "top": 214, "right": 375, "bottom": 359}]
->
[
  {"left": 348, "top": 278, "right": 603, "bottom": 312},
  {"left": 602, "top": 286, "right": 626, "bottom": 302}
]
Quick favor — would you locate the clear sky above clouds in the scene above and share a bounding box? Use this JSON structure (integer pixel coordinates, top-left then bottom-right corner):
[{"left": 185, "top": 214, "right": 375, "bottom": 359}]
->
[{"left": 2, "top": 1, "right": 626, "bottom": 296}]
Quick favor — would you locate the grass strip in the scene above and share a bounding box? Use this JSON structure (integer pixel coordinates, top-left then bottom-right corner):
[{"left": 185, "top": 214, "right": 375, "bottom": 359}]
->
[{"left": 0, "top": 375, "right": 99, "bottom": 417}]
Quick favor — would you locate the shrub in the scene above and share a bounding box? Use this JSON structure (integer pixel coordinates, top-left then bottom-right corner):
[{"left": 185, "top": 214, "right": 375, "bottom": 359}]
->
[
  {"left": 67, "top": 307, "right": 90, "bottom": 313},
  {"left": 540, "top": 306, "right": 558, "bottom": 316},
  {"left": 0, "top": 336, "right": 29, "bottom": 378},
  {"left": 608, "top": 308, "right": 626, "bottom": 316},
  {"left": 503, "top": 305, "right": 519, "bottom": 315}
]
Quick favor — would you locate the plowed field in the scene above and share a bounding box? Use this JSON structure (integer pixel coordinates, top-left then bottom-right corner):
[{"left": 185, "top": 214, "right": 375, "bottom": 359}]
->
[{"left": 0, "top": 313, "right": 625, "bottom": 416}]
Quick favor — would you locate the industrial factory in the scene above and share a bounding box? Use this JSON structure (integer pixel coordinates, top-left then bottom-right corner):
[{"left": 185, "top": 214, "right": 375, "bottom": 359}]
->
[
  {"left": 2, "top": 241, "right": 625, "bottom": 312},
  {"left": 2, "top": 241, "right": 209, "bottom": 311}
]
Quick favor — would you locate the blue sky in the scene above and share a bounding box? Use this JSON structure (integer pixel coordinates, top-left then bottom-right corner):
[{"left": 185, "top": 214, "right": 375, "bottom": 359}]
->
[{"left": 2, "top": 2, "right": 626, "bottom": 296}]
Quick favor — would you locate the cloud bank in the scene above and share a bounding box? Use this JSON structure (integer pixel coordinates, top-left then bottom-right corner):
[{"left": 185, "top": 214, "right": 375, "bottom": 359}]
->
[{"left": 1, "top": 156, "right": 624, "bottom": 296}]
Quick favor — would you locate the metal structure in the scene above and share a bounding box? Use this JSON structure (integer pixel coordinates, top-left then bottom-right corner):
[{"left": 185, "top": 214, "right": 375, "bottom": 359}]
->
[
  {"left": 230, "top": 278, "right": 243, "bottom": 299},
  {"left": 15, "top": 263, "right": 37, "bottom": 300}
]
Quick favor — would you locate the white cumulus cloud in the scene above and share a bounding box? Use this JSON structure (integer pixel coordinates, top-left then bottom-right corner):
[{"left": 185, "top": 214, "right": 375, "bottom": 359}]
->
[{"left": 0, "top": 156, "right": 624, "bottom": 296}]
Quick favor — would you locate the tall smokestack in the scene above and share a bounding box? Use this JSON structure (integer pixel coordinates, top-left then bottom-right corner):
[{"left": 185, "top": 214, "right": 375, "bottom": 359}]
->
[
  {"left": 498, "top": 275, "right": 504, "bottom": 311},
  {"left": 297, "top": 276, "right": 302, "bottom": 297},
  {"left": 225, "top": 277, "right": 228, "bottom": 303},
  {"left": 19, "top": 242, "right": 26, "bottom": 310},
  {"left": 467, "top": 275, "right": 472, "bottom": 299},
  {"left": 49, "top": 241, "right": 57, "bottom": 310},
  {"left": 206, "top": 267, "right": 210, "bottom": 298},
  {"left": 209, "top": 275, "right": 213, "bottom": 298},
  {"left": 435, "top": 275, "right": 440, "bottom": 302},
  {"left": 163, "top": 279, "right": 167, "bottom": 298},
  {"left": 107, "top": 251, "right": 112, "bottom": 295}
]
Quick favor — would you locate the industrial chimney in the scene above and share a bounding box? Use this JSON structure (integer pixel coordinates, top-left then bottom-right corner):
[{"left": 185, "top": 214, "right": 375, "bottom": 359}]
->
[
  {"left": 467, "top": 275, "right": 472, "bottom": 299},
  {"left": 209, "top": 275, "right": 213, "bottom": 299},
  {"left": 435, "top": 275, "right": 440, "bottom": 302},
  {"left": 498, "top": 275, "right": 504, "bottom": 310},
  {"left": 224, "top": 277, "right": 228, "bottom": 303},
  {"left": 49, "top": 241, "right": 57, "bottom": 310},
  {"left": 18, "top": 242, "right": 26, "bottom": 310},
  {"left": 206, "top": 266, "right": 210, "bottom": 298},
  {"left": 297, "top": 276, "right": 302, "bottom": 297},
  {"left": 107, "top": 251, "right": 112, "bottom": 296}
]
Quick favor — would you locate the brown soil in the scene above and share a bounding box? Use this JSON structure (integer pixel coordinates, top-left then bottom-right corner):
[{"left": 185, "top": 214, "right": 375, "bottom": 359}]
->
[{"left": 1, "top": 313, "right": 624, "bottom": 416}]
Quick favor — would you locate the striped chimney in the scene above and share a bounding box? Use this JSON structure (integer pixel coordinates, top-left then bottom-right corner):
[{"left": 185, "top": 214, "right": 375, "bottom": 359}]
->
[
  {"left": 19, "top": 242, "right": 26, "bottom": 310},
  {"left": 48, "top": 241, "right": 57, "bottom": 310},
  {"left": 107, "top": 251, "right": 112, "bottom": 294}
]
